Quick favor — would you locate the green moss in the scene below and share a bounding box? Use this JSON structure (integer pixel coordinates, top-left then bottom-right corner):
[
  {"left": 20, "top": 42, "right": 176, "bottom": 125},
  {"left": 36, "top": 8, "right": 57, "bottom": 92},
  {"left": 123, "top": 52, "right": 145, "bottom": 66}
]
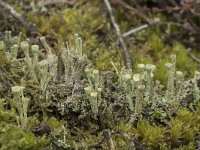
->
[
  {"left": 26, "top": 1, "right": 124, "bottom": 71},
  {"left": 0, "top": 122, "right": 48, "bottom": 150},
  {"left": 147, "top": 33, "right": 165, "bottom": 53},
  {"left": 28, "top": 1, "right": 107, "bottom": 47},
  {"left": 129, "top": 31, "right": 197, "bottom": 82},
  {"left": 173, "top": 42, "right": 196, "bottom": 77},
  {"left": 0, "top": 52, "right": 9, "bottom": 66},
  {"left": 95, "top": 46, "right": 121, "bottom": 71},
  {"left": 155, "top": 60, "right": 168, "bottom": 83},
  {"left": 46, "top": 117, "right": 65, "bottom": 130},
  {"left": 25, "top": 1, "right": 198, "bottom": 77},
  {"left": 137, "top": 120, "right": 166, "bottom": 149},
  {"left": 0, "top": 99, "right": 15, "bottom": 123}
]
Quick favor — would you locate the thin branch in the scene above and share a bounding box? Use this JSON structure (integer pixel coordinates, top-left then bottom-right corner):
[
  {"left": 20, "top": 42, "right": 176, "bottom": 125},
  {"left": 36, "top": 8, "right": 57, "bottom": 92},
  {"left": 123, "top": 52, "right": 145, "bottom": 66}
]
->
[
  {"left": 104, "top": 129, "right": 115, "bottom": 150},
  {"left": 42, "top": 0, "right": 75, "bottom": 6},
  {"left": 113, "top": 0, "right": 152, "bottom": 24},
  {"left": 187, "top": 13, "right": 200, "bottom": 33},
  {"left": 88, "top": 129, "right": 147, "bottom": 150},
  {"left": 112, "top": 130, "right": 147, "bottom": 150},
  {"left": 186, "top": 48, "right": 200, "bottom": 64},
  {"left": 121, "top": 24, "right": 149, "bottom": 38},
  {"left": 104, "top": 0, "right": 132, "bottom": 69},
  {"left": 111, "top": 130, "right": 134, "bottom": 149},
  {"left": 158, "top": 21, "right": 198, "bottom": 34},
  {"left": 0, "top": 0, "right": 38, "bottom": 33},
  {"left": 87, "top": 129, "right": 115, "bottom": 149}
]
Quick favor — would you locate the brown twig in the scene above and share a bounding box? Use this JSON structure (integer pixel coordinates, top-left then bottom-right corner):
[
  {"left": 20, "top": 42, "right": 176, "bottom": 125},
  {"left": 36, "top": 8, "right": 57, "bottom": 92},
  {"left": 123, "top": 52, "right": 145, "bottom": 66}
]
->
[
  {"left": 121, "top": 24, "right": 149, "bottom": 38},
  {"left": 88, "top": 129, "right": 147, "bottom": 150},
  {"left": 112, "top": 130, "right": 134, "bottom": 150},
  {"left": 88, "top": 129, "right": 115, "bottom": 149},
  {"left": 112, "top": 0, "right": 152, "bottom": 24},
  {"left": 104, "top": 0, "right": 132, "bottom": 69},
  {"left": 104, "top": 129, "right": 115, "bottom": 150},
  {"left": 186, "top": 48, "right": 200, "bottom": 64},
  {"left": 187, "top": 12, "right": 200, "bottom": 34},
  {"left": 0, "top": 0, "right": 38, "bottom": 34},
  {"left": 111, "top": 130, "right": 147, "bottom": 150},
  {"left": 42, "top": 0, "right": 75, "bottom": 6}
]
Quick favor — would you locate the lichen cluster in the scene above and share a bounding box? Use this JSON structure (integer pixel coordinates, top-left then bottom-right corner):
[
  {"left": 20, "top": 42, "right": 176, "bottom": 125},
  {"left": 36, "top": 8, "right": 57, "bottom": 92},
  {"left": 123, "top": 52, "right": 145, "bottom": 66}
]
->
[
  {"left": 1, "top": 0, "right": 198, "bottom": 82},
  {"left": 0, "top": 31, "right": 199, "bottom": 149}
]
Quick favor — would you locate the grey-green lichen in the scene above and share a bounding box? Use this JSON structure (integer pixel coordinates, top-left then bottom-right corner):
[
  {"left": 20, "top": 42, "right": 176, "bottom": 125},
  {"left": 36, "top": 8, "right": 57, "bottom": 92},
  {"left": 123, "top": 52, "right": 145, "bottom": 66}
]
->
[
  {"left": 85, "top": 68, "right": 102, "bottom": 116},
  {"left": 40, "top": 36, "right": 58, "bottom": 81},
  {"left": 0, "top": 31, "right": 200, "bottom": 149},
  {"left": 165, "top": 55, "right": 176, "bottom": 101},
  {"left": 11, "top": 86, "right": 29, "bottom": 129},
  {"left": 21, "top": 41, "right": 38, "bottom": 82},
  {"left": 60, "top": 34, "right": 88, "bottom": 84}
]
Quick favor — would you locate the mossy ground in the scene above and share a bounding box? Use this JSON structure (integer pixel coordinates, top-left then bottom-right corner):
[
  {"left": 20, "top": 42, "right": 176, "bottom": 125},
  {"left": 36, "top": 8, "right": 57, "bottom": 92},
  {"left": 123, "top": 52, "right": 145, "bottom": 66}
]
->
[
  {"left": 1, "top": 0, "right": 199, "bottom": 79},
  {"left": 0, "top": 0, "right": 200, "bottom": 150}
]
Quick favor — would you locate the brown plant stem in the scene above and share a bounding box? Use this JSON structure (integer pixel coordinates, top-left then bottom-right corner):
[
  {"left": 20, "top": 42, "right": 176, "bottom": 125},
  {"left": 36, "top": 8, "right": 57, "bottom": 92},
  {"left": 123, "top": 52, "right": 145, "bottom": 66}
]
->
[
  {"left": 104, "top": 129, "right": 115, "bottom": 150},
  {"left": 104, "top": 0, "right": 132, "bottom": 69}
]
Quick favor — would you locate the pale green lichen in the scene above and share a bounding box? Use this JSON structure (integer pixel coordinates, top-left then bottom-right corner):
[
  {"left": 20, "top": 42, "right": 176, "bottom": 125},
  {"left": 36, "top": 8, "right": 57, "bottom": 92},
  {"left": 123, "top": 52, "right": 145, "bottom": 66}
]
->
[
  {"left": 74, "top": 34, "right": 83, "bottom": 56},
  {"left": 118, "top": 68, "right": 134, "bottom": 112},
  {"left": 137, "top": 64, "right": 145, "bottom": 73},
  {"left": 20, "top": 41, "right": 29, "bottom": 57},
  {"left": 0, "top": 41, "right": 6, "bottom": 51},
  {"left": 11, "top": 86, "right": 29, "bottom": 129},
  {"left": 193, "top": 71, "right": 200, "bottom": 104},
  {"left": 145, "top": 64, "right": 156, "bottom": 100},
  {"left": 20, "top": 41, "right": 38, "bottom": 82},
  {"left": 38, "top": 59, "right": 50, "bottom": 93},
  {"left": 60, "top": 35, "right": 87, "bottom": 83},
  {"left": 135, "top": 84, "right": 145, "bottom": 114},
  {"left": 1, "top": 30, "right": 200, "bottom": 149},
  {"left": 85, "top": 68, "right": 102, "bottom": 116},
  {"left": 31, "top": 44, "right": 39, "bottom": 81},
  {"left": 165, "top": 62, "right": 174, "bottom": 101},
  {"left": 40, "top": 37, "right": 58, "bottom": 81},
  {"left": 175, "top": 71, "right": 184, "bottom": 97},
  {"left": 5, "top": 31, "right": 12, "bottom": 41},
  {"left": 10, "top": 44, "right": 19, "bottom": 60}
]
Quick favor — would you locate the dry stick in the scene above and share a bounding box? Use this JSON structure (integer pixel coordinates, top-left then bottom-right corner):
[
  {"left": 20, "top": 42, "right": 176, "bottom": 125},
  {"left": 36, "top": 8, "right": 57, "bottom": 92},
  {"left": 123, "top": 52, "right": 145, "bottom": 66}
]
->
[
  {"left": 187, "top": 13, "right": 200, "bottom": 33},
  {"left": 121, "top": 24, "right": 149, "bottom": 38},
  {"left": 88, "top": 129, "right": 147, "bottom": 150},
  {"left": 87, "top": 129, "right": 114, "bottom": 149},
  {"left": 111, "top": 131, "right": 147, "bottom": 150},
  {"left": 104, "top": 0, "right": 132, "bottom": 69},
  {"left": 116, "top": 24, "right": 149, "bottom": 44},
  {"left": 88, "top": 129, "right": 115, "bottom": 150},
  {"left": 121, "top": 19, "right": 160, "bottom": 39},
  {"left": 111, "top": 130, "right": 134, "bottom": 150},
  {"left": 186, "top": 48, "right": 200, "bottom": 64},
  {"left": 42, "top": 0, "right": 75, "bottom": 6},
  {"left": 113, "top": 0, "right": 152, "bottom": 24},
  {"left": 0, "top": 0, "right": 37, "bottom": 33},
  {"left": 104, "top": 129, "right": 115, "bottom": 150}
]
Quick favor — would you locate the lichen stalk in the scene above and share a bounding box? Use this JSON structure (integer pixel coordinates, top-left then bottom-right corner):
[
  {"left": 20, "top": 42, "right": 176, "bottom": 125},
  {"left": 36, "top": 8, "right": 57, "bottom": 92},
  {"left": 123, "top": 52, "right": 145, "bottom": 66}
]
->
[
  {"left": 20, "top": 41, "right": 37, "bottom": 82},
  {"left": 145, "top": 64, "right": 156, "bottom": 101},
  {"left": 165, "top": 63, "right": 174, "bottom": 100}
]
